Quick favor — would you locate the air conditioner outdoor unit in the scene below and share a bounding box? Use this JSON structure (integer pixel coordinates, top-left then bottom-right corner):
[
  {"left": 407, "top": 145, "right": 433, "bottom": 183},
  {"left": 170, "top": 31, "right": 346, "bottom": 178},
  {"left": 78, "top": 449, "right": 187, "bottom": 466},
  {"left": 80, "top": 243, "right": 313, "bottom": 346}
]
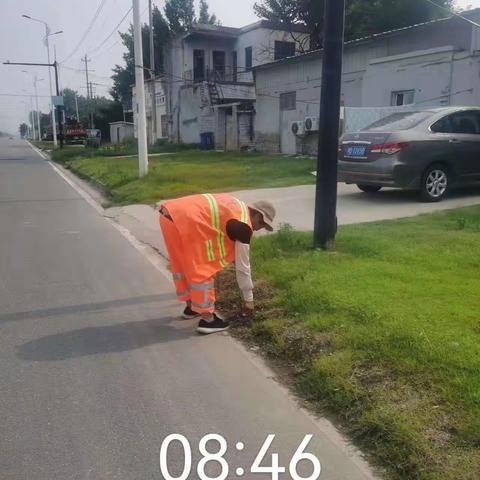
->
[
  {"left": 291, "top": 121, "right": 305, "bottom": 136},
  {"left": 305, "top": 116, "right": 319, "bottom": 132}
]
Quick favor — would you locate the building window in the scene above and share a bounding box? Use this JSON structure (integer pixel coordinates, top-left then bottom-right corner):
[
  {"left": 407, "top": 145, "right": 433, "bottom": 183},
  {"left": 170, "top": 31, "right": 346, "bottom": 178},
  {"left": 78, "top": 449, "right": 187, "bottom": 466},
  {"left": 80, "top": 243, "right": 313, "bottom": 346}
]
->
[
  {"left": 274, "top": 41, "right": 296, "bottom": 61},
  {"left": 245, "top": 46, "right": 253, "bottom": 70},
  {"left": 391, "top": 90, "right": 415, "bottom": 106},
  {"left": 280, "top": 91, "right": 296, "bottom": 111}
]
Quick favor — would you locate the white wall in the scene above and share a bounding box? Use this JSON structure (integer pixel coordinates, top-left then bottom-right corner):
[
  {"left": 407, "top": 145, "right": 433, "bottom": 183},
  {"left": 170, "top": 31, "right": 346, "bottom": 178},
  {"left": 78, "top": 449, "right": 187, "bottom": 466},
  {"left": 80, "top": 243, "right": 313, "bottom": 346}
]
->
[{"left": 255, "top": 21, "right": 480, "bottom": 153}]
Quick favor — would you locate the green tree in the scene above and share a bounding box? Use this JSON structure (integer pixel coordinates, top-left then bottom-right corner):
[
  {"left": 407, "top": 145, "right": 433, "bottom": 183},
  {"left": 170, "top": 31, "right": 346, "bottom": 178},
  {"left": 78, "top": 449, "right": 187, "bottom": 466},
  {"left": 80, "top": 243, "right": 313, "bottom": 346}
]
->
[
  {"left": 198, "top": 0, "right": 217, "bottom": 25},
  {"left": 19, "top": 123, "right": 28, "bottom": 137},
  {"left": 111, "top": 6, "right": 170, "bottom": 105},
  {"left": 165, "top": 0, "right": 195, "bottom": 33},
  {"left": 254, "top": 0, "right": 454, "bottom": 49}
]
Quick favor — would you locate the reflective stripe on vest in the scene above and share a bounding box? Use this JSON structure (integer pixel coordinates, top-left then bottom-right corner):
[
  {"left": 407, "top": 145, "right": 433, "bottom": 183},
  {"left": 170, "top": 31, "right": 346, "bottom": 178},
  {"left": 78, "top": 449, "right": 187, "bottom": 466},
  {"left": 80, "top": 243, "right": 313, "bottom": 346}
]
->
[
  {"left": 235, "top": 198, "right": 248, "bottom": 224},
  {"left": 203, "top": 194, "right": 228, "bottom": 267}
]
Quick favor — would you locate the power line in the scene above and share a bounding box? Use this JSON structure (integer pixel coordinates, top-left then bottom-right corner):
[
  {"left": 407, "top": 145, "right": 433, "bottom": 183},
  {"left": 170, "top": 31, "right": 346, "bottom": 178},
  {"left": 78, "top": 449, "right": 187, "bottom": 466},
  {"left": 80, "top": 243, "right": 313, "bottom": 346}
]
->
[
  {"left": 87, "top": 6, "right": 133, "bottom": 56},
  {"left": 60, "top": 0, "right": 108, "bottom": 63},
  {"left": 423, "top": 0, "right": 480, "bottom": 28}
]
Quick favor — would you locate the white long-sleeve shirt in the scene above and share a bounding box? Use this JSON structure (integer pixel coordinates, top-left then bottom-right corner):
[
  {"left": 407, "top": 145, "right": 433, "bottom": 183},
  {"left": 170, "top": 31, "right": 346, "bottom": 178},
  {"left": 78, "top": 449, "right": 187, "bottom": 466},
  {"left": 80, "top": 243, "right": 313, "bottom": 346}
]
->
[{"left": 235, "top": 241, "right": 253, "bottom": 302}]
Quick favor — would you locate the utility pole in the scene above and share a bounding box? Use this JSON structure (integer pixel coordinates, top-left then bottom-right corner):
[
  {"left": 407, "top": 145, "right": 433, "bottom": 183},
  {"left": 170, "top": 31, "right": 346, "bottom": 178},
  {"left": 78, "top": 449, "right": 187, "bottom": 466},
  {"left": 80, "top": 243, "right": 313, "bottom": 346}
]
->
[
  {"left": 75, "top": 93, "right": 79, "bottom": 121},
  {"left": 149, "top": 0, "right": 157, "bottom": 145},
  {"left": 83, "top": 54, "right": 94, "bottom": 129},
  {"left": 33, "top": 76, "right": 42, "bottom": 141},
  {"left": 89, "top": 81, "right": 95, "bottom": 128},
  {"left": 53, "top": 61, "right": 64, "bottom": 147},
  {"left": 313, "top": 0, "right": 346, "bottom": 250},
  {"left": 133, "top": 0, "right": 149, "bottom": 177},
  {"left": 44, "top": 26, "right": 58, "bottom": 147}
]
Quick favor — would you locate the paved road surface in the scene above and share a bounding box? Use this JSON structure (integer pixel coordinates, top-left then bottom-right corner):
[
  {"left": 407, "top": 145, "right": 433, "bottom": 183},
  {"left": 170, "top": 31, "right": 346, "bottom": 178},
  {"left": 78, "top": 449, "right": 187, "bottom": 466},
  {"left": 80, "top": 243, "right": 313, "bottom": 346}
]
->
[{"left": 0, "top": 138, "right": 376, "bottom": 479}]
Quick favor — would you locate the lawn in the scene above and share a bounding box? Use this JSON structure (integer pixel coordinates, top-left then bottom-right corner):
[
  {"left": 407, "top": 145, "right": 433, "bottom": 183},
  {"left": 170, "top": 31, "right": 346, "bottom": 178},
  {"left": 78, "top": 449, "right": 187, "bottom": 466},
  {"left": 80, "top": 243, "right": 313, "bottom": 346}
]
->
[
  {"left": 218, "top": 207, "right": 480, "bottom": 480},
  {"left": 57, "top": 150, "right": 316, "bottom": 204}
]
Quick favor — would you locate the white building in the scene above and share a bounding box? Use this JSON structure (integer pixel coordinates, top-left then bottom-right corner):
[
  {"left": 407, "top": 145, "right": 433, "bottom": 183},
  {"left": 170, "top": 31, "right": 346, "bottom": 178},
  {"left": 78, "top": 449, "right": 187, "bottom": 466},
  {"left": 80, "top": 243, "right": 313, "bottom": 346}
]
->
[
  {"left": 163, "top": 21, "right": 310, "bottom": 149},
  {"left": 109, "top": 121, "right": 134, "bottom": 144},
  {"left": 132, "top": 78, "right": 168, "bottom": 145},
  {"left": 253, "top": 9, "right": 480, "bottom": 154}
]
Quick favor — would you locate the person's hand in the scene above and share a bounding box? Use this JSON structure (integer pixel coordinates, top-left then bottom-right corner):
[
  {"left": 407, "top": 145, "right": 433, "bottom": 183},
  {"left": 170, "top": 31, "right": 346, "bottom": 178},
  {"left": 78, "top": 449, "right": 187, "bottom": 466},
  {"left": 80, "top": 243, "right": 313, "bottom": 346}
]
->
[
  {"left": 241, "top": 301, "right": 254, "bottom": 318},
  {"left": 244, "top": 301, "right": 254, "bottom": 311}
]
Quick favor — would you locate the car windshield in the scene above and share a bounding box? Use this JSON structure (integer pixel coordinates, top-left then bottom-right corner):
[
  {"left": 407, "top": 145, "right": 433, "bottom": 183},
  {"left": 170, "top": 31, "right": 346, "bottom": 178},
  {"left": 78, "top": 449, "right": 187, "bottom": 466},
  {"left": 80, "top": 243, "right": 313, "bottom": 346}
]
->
[{"left": 363, "top": 111, "right": 435, "bottom": 131}]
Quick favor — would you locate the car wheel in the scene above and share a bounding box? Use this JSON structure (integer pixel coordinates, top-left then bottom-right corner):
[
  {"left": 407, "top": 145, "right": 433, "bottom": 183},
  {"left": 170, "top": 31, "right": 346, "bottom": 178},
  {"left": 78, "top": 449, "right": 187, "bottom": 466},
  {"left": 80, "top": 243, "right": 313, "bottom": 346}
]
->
[
  {"left": 421, "top": 164, "right": 449, "bottom": 202},
  {"left": 357, "top": 185, "right": 382, "bottom": 193}
]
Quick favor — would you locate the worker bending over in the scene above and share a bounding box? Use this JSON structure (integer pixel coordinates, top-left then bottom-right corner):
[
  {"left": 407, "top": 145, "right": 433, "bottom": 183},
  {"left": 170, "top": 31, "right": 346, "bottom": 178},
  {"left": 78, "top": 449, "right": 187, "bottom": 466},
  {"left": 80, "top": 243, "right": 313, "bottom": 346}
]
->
[{"left": 159, "top": 193, "right": 276, "bottom": 334}]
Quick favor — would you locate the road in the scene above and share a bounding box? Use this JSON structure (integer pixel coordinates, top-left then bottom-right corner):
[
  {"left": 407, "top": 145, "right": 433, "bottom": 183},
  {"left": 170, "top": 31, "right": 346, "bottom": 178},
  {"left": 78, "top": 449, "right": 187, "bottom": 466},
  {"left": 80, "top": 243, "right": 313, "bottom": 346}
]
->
[
  {"left": 232, "top": 183, "right": 480, "bottom": 232},
  {"left": 0, "top": 137, "right": 376, "bottom": 480}
]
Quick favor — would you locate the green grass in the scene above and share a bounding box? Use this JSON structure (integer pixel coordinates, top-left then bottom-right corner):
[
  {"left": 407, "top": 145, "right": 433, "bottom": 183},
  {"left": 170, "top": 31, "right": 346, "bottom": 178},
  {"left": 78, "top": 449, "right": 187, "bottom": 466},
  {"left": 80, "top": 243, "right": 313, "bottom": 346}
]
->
[
  {"left": 59, "top": 150, "right": 316, "bottom": 204},
  {"left": 218, "top": 208, "right": 480, "bottom": 480}
]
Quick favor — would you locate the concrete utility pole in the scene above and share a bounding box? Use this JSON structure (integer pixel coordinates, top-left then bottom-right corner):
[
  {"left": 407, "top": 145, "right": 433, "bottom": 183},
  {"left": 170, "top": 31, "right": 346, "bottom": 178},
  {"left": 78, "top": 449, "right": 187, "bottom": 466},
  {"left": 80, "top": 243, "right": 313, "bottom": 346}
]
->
[
  {"left": 313, "top": 0, "right": 346, "bottom": 250},
  {"left": 133, "top": 0, "right": 149, "bottom": 177},
  {"left": 33, "top": 76, "right": 42, "bottom": 141},
  {"left": 44, "top": 25, "right": 58, "bottom": 147},
  {"left": 75, "top": 93, "right": 79, "bottom": 121},
  {"left": 149, "top": 0, "right": 157, "bottom": 145},
  {"left": 89, "top": 81, "right": 95, "bottom": 128},
  {"left": 82, "top": 55, "right": 94, "bottom": 129}
]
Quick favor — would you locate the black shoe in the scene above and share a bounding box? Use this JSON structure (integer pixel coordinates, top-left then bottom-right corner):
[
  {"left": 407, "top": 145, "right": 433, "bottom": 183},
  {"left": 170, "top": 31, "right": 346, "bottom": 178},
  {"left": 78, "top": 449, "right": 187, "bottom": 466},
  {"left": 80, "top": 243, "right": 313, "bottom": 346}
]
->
[
  {"left": 182, "top": 306, "right": 201, "bottom": 319},
  {"left": 197, "top": 314, "right": 230, "bottom": 334}
]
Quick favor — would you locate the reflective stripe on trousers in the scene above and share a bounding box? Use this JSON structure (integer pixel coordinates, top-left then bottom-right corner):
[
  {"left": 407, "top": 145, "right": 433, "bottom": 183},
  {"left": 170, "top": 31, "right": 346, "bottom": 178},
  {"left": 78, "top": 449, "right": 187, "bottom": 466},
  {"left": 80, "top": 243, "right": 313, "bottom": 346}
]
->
[{"left": 190, "top": 279, "right": 215, "bottom": 312}]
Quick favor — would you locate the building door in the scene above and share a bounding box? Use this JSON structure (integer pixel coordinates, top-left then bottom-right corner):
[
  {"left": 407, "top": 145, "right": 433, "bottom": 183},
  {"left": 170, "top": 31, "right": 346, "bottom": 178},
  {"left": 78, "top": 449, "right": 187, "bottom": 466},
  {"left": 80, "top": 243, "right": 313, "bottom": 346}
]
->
[
  {"left": 213, "top": 51, "right": 226, "bottom": 81},
  {"left": 225, "top": 108, "right": 236, "bottom": 151},
  {"left": 193, "top": 50, "right": 205, "bottom": 81},
  {"left": 279, "top": 92, "right": 297, "bottom": 154},
  {"left": 117, "top": 127, "right": 121, "bottom": 143},
  {"left": 231, "top": 51, "right": 237, "bottom": 82}
]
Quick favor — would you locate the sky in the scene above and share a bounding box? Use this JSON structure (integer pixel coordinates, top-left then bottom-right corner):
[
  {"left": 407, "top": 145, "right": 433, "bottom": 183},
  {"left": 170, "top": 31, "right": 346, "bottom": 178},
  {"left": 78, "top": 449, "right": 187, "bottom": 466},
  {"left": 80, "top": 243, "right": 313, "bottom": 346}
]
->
[{"left": 0, "top": 0, "right": 477, "bottom": 134}]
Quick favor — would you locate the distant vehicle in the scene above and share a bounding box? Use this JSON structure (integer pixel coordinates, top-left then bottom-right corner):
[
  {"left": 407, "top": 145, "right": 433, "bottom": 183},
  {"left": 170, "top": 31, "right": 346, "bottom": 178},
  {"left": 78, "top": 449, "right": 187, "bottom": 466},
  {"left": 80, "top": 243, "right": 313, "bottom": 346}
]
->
[
  {"left": 65, "top": 127, "right": 87, "bottom": 145},
  {"left": 338, "top": 107, "right": 480, "bottom": 202},
  {"left": 85, "top": 129, "right": 101, "bottom": 148}
]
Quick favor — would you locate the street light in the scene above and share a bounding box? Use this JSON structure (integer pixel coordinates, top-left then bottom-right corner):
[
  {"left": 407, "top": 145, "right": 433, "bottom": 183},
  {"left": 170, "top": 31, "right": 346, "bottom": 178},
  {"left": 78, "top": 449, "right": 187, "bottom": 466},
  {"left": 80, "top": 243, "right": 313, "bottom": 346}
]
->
[
  {"left": 22, "top": 70, "right": 44, "bottom": 141},
  {"left": 22, "top": 14, "right": 63, "bottom": 147}
]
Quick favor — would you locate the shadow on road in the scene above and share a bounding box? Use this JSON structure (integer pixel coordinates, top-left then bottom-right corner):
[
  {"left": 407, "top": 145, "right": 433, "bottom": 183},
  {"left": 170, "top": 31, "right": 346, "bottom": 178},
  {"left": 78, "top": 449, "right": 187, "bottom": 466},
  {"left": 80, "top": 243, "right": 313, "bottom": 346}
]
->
[
  {"left": 0, "top": 293, "right": 176, "bottom": 325},
  {"left": 17, "top": 317, "right": 197, "bottom": 361}
]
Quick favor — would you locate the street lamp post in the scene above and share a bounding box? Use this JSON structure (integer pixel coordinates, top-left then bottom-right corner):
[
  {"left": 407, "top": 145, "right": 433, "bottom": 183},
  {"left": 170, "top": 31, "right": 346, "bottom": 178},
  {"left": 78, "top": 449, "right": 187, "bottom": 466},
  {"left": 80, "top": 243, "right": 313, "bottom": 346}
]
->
[
  {"left": 23, "top": 70, "right": 44, "bottom": 141},
  {"left": 22, "top": 89, "right": 35, "bottom": 140},
  {"left": 22, "top": 15, "right": 63, "bottom": 148},
  {"left": 33, "top": 77, "right": 44, "bottom": 141}
]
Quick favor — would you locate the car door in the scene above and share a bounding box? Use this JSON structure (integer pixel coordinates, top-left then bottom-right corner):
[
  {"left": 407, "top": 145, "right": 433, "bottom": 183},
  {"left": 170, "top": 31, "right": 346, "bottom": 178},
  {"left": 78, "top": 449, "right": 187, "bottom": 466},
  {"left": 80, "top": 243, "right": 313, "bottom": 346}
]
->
[{"left": 446, "top": 110, "right": 480, "bottom": 184}]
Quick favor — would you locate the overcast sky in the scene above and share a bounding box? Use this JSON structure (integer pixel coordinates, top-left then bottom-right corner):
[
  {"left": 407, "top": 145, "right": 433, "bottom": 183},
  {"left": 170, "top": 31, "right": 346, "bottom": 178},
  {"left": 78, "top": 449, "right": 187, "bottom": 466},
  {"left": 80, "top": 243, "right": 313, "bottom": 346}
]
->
[{"left": 0, "top": 0, "right": 477, "bottom": 134}]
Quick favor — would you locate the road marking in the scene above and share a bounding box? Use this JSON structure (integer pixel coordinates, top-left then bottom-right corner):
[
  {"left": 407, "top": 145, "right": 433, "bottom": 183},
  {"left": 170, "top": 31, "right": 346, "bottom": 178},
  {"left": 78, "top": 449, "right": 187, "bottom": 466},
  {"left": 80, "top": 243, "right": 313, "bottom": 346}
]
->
[{"left": 26, "top": 141, "right": 171, "bottom": 280}]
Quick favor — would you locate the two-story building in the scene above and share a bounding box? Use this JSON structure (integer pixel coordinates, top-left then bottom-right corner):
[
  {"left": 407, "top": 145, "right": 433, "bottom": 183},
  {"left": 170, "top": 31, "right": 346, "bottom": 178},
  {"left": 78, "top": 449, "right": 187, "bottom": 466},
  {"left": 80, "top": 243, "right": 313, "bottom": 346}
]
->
[
  {"left": 132, "top": 78, "right": 168, "bottom": 145},
  {"left": 253, "top": 9, "right": 480, "bottom": 154},
  {"left": 163, "top": 20, "right": 310, "bottom": 150}
]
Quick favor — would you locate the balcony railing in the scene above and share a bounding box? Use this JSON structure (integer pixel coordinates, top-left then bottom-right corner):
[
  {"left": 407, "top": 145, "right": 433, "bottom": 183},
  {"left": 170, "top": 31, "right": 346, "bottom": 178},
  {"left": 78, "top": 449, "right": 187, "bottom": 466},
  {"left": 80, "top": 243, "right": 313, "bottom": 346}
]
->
[{"left": 184, "top": 67, "right": 253, "bottom": 84}]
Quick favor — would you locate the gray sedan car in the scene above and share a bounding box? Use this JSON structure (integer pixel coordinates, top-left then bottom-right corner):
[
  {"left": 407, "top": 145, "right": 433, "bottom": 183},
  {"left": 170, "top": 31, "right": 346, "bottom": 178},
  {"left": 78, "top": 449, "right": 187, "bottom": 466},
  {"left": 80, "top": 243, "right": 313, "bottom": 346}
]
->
[{"left": 338, "top": 107, "right": 480, "bottom": 201}]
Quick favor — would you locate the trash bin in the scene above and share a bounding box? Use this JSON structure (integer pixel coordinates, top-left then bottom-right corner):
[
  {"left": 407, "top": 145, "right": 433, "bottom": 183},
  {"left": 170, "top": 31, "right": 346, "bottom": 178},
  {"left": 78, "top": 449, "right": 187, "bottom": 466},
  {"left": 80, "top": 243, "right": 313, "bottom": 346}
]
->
[{"left": 200, "top": 132, "right": 214, "bottom": 150}]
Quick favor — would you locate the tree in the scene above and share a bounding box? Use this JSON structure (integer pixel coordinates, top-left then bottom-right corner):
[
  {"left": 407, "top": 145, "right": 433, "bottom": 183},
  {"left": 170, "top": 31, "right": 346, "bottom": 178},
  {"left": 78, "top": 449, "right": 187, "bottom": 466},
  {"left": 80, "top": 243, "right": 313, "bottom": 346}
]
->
[
  {"left": 19, "top": 123, "right": 28, "bottom": 138},
  {"left": 165, "top": 0, "right": 195, "bottom": 33},
  {"left": 199, "top": 0, "right": 217, "bottom": 25},
  {"left": 110, "top": 6, "right": 170, "bottom": 105},
  {"left": 254, "top": 0, "right": 454, "bottom": 49},
  {"left": 61, "top": 88, "right": 124, "bottom": 140}
]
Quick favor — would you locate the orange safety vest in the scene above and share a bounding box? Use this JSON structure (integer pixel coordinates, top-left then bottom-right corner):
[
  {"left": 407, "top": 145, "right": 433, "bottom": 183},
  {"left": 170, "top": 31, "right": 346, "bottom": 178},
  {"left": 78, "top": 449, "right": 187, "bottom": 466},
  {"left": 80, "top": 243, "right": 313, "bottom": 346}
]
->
[{"left": 163, "top": 193, "right": 252, "bottom": 280}]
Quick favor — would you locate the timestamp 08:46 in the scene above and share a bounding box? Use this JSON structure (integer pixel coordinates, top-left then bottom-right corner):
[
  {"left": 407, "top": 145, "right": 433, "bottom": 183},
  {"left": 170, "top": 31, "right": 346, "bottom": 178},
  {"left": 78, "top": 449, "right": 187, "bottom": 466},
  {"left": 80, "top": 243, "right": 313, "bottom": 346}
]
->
[{"left": 159, "top": 433, "right": 322, "bottom": 480}]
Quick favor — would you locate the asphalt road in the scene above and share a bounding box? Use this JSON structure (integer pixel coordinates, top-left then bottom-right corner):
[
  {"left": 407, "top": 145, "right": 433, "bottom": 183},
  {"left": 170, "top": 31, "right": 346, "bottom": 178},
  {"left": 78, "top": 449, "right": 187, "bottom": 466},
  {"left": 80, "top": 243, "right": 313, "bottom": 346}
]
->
[{"left": 0, "top": 138, "right": 377, "bottom": 480}]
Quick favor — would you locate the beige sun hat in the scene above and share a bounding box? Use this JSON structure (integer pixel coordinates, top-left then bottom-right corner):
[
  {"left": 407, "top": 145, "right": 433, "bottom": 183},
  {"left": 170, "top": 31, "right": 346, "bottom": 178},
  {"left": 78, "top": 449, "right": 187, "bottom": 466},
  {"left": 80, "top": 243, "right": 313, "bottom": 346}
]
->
[{"left": 250, "top": 201, "right": 276, "bottom": 231}]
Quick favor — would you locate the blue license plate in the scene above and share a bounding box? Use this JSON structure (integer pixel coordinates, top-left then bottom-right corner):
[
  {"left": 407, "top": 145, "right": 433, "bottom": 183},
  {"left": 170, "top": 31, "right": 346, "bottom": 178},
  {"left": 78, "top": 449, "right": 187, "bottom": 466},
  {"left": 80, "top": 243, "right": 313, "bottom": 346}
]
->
[{"left": 346, "top": 146, "right": 367, "bottom": 157}]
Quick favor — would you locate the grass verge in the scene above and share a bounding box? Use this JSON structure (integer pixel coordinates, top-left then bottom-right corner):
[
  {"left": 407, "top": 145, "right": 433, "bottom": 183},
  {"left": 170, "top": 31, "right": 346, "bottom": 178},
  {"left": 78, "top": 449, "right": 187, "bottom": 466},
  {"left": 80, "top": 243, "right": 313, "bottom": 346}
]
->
[
  {"left": 217, "top": 207, "right": 480, "bottom": 480},
  {"left": 55, "top": 150, "right": 315, "bottom": 204}
]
